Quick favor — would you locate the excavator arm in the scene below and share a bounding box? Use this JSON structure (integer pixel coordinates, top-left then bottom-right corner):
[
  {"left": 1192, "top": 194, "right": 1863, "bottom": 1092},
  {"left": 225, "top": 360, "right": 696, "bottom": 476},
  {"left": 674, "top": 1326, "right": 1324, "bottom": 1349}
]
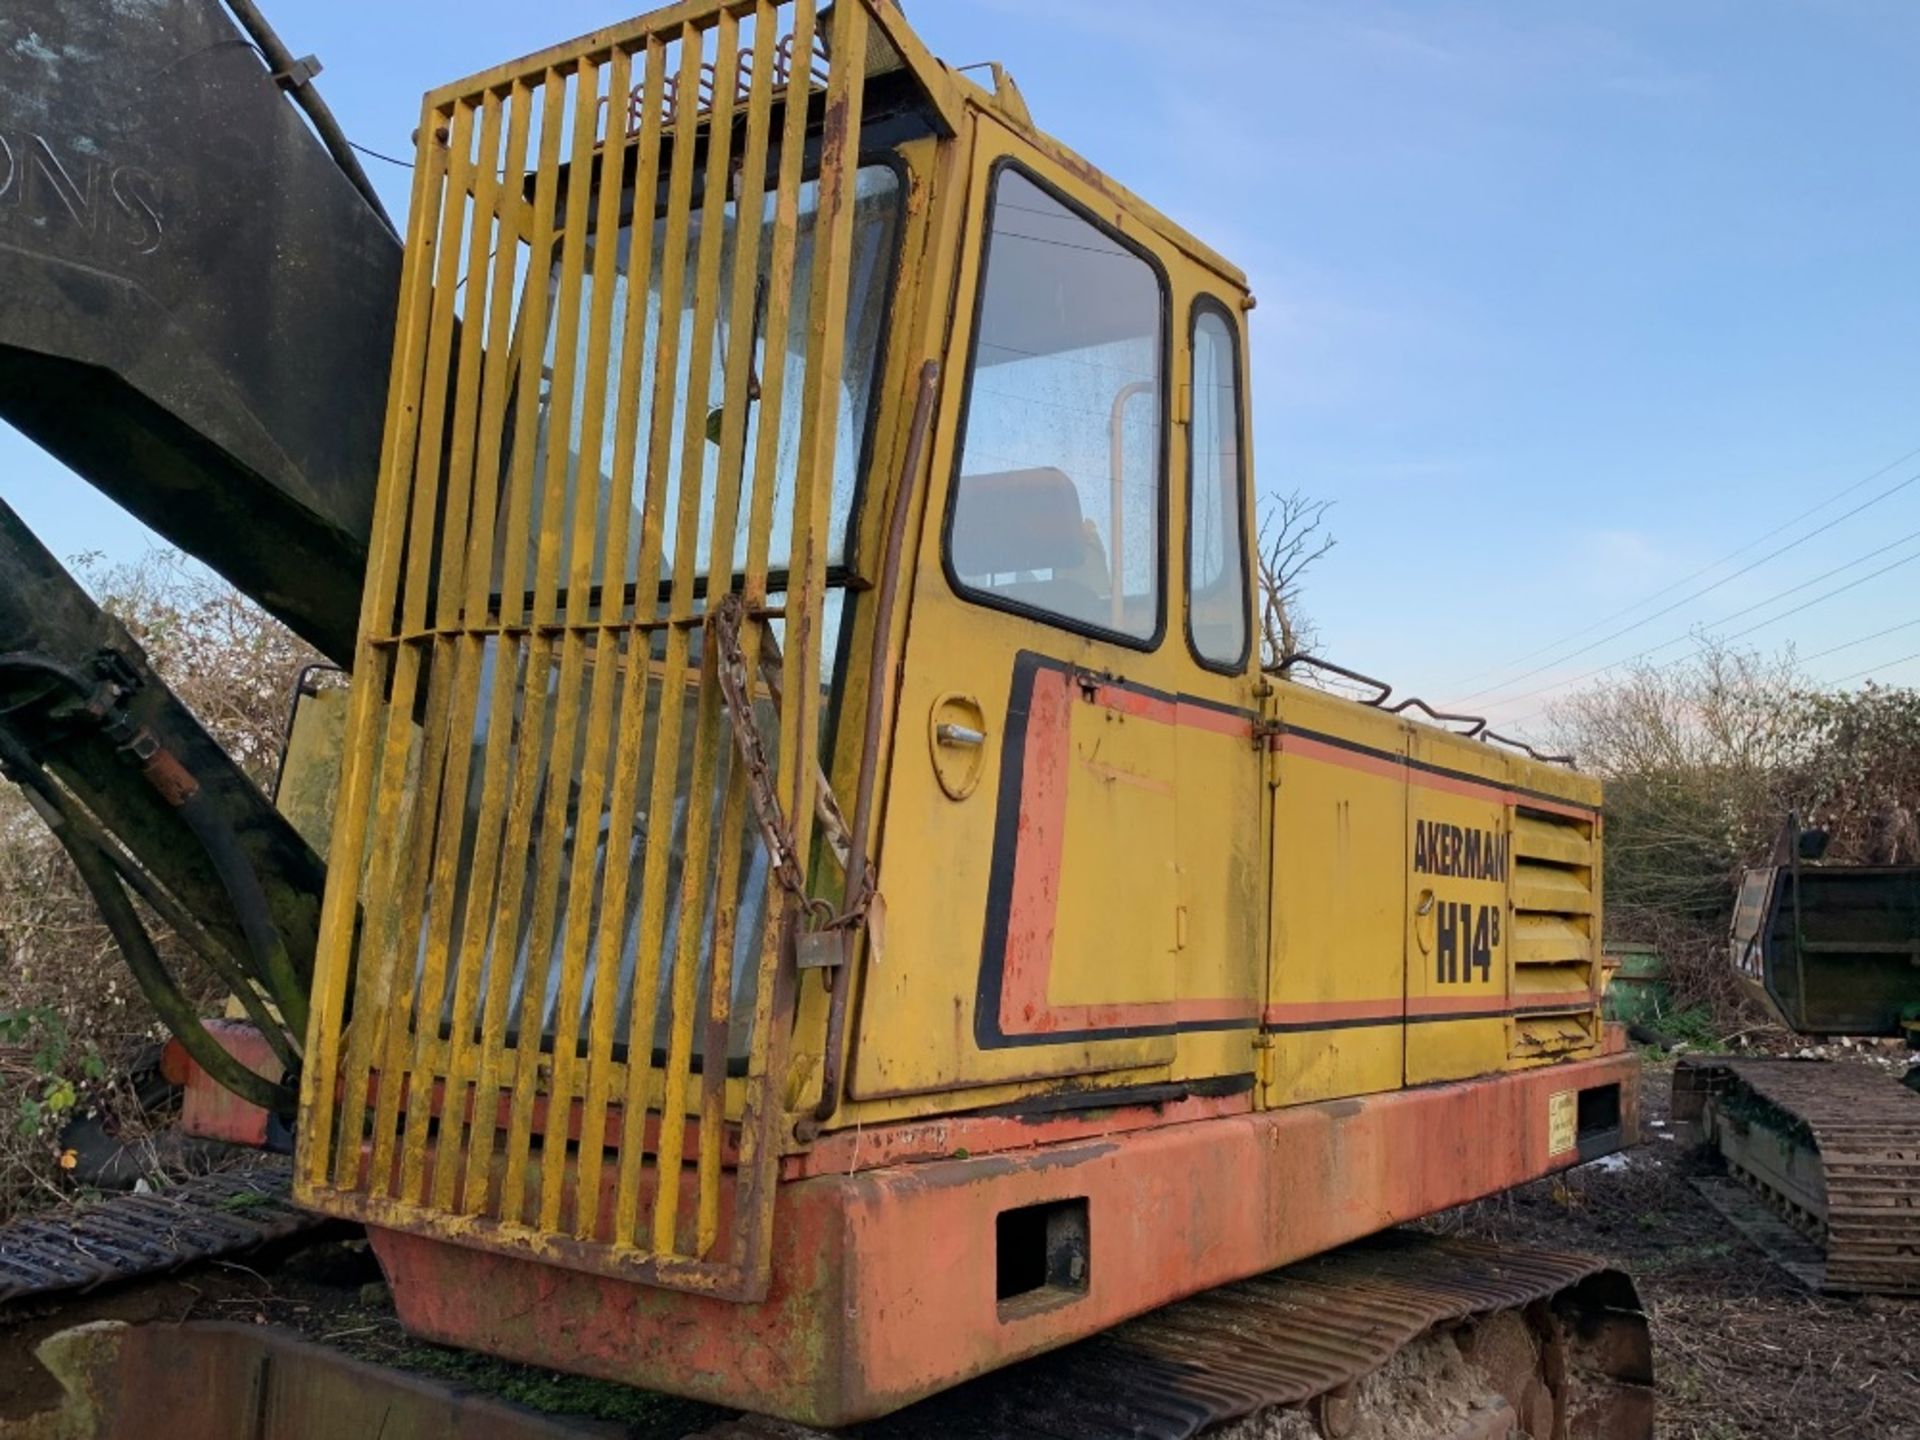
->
[
  {"left": 0, "top": 0, "right": 398, "bottom": 661},
  {"left": 0, "top": 0, "right": 404, "bottom": 1094}
]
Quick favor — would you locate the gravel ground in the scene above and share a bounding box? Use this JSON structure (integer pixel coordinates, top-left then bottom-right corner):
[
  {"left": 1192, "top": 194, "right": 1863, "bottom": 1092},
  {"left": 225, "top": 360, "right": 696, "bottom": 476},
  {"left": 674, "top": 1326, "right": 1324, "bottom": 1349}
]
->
[{"left": 1431, "top": 1056, "right": 1920, "bottom": 1439}]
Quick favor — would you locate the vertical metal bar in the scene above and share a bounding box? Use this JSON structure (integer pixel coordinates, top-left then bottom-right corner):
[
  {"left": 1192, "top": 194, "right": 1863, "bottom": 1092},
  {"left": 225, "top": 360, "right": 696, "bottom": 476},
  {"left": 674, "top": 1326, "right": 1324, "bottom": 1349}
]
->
[
  {"left": 608, "top": 20, "right": 709, "bottom": 1250},
  {"left": 299, "top": 94, "right": 449, "bottom": 1195},
  {"left": 689, "top": 0, "right": 780, "bottom": 1258},
  {"left": 808, "top": 360, "right": 940, "bottom": 1131},
  {"left": 428, "top": 80, "right": 537, "bottom": 1214},
  {"left": 537, "top": 39, "right": 636, "bottom": 1238},
  {"left": 456, "top": 69, "right": 570, "bottom": 1216},
  {"left": 363, "top": 98, "right": 481, "bottom": 1197},
  {"left": 778, "top": 0, "right": 866, "bottom": 886},
  {"left": 736, "top": 0, "right": 867, "bottom": 1280},
  {"left": 321, "top": 106, "right": 456, "bottom": 1193},
  {"left": 495, "top": 57, "right": 604, "bottom": 1224},
  {"left": 701, "top": 0, "right": 818, "bottom": 1272},
  {"left": 572, "top": 34, "right": 669, "bottom": 1243},
  {"left": 518, "top": 51, "right": 627, "bottom": 1232},
  {"left": 649, "top": 7, "right": 746, "bottom": 1258},
  {"left": 396, "top": 87, "right": 506, "bottom": 1210}
]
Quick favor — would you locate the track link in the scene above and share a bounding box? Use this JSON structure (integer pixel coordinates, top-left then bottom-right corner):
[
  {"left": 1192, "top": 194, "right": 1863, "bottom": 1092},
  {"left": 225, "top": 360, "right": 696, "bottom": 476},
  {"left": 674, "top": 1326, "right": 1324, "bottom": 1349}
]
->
[
  {"left": 0, "top": 1158, "right": 323, "bottom": 1312},
  {"left": 1675, "top": 1057, "right": 1920, "bottom": 1294},
  {"left": 704, "top": 1231, "right": 1652, "bottom": 1439}
]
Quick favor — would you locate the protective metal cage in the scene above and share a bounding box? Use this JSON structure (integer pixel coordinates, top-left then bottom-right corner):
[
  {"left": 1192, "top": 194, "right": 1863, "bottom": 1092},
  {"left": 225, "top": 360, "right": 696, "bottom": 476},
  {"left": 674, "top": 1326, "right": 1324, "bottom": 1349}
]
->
[{"left": 296, "top": 0, "right": 902, "bottom": 1301}]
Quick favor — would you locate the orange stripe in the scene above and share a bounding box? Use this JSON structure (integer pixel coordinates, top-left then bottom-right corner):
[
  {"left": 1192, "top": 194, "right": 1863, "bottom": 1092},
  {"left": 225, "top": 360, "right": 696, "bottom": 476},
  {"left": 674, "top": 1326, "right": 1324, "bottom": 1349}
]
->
[
  {"left": 998, "top": 670, "right": 1256, "bottom": 1038},
  {"left": 1276, "top": 731, "right": 1405, "bottom": 784},
  {"left": 1174, "top": 698, "right": 1256, "bottom": 739},
  {"left": 999, "top": 668, "right": 1074, "bottom": 1035}
]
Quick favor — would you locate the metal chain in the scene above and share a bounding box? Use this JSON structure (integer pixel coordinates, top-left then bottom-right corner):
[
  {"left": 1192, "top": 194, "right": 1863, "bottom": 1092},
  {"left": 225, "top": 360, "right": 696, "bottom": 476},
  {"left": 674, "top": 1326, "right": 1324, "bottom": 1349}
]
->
[
  {"left": 708, "top": 594, "right": 841, "bottom": 929},
  {"left": 709, "top": 594, "right": 820, "bottom": 918}
]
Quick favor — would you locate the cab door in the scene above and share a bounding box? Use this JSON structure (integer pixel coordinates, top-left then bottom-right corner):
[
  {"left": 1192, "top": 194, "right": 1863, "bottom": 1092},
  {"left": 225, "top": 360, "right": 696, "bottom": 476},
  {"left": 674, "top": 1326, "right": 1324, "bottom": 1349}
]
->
[{"left": 849, "top": 127, "right": 1184, "bottom": 1101}]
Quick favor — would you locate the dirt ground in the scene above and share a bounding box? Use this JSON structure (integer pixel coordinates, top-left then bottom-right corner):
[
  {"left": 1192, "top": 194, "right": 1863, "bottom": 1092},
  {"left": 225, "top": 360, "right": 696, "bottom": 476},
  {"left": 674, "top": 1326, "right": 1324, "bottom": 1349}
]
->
[
  {"left": 7, "top": 1051, "right": 1918, "bottom": 1437},
  {"left": 1431, "top": 1056, "right": 1920, "bottom": 1439}
]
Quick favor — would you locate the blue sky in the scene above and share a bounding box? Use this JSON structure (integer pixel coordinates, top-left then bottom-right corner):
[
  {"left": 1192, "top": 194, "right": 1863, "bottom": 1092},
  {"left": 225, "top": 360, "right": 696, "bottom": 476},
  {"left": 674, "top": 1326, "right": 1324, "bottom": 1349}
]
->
[{"left": 7, "top": 0, "right": 1920, "bottom": 736}]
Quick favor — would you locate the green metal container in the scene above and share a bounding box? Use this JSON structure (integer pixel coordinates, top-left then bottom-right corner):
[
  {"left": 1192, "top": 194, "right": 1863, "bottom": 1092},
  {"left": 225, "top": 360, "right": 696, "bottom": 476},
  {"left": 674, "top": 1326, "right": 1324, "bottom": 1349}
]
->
[{"left": 1602, "top": 944, "right": 1670, "bottom": 1026}]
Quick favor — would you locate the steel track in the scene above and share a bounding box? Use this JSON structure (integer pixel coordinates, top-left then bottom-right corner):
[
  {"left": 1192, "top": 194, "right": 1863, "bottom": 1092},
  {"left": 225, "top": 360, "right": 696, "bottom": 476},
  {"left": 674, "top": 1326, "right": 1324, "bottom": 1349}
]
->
[{"left": 1677, "top": 1057, "right": 1920, "bottom": 1294}]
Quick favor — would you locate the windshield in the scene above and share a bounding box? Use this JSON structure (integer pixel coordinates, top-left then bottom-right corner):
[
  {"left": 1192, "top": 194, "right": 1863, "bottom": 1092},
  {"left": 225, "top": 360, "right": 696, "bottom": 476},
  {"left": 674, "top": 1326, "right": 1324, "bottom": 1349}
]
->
[{"left": 499, "top": 163, "right": 904, "bottom": 605}]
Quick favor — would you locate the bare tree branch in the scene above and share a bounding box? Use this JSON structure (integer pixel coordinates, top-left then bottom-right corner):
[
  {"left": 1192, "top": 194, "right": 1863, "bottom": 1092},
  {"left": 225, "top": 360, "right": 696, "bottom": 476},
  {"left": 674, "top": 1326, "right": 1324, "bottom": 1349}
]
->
[{"left": 1255, "top": 490, "right": 1337, "bottom": 672}]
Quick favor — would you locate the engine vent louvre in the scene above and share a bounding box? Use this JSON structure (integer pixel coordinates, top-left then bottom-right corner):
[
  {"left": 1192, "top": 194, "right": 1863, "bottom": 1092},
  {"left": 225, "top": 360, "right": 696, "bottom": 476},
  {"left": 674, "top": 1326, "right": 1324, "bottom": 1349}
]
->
[{"left": 1509, "top": 806, "right": 1600, "bottom": 1063}]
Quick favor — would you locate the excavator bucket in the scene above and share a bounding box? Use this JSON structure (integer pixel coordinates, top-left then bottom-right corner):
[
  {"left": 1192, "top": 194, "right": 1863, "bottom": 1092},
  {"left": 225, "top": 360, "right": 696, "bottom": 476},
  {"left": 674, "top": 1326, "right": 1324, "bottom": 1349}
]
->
[{"left": 297, "top": 0, "right": 930, "bottom": 1301}]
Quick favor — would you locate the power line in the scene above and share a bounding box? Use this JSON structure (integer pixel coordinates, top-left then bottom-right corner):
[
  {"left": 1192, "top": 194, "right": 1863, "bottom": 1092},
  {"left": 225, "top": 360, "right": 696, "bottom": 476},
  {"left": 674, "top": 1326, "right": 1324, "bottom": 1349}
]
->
[
  {"left": 1718, "top": 547, "right": 1920, "bottom": 645},
  {"left": 1448, "top": 444, "right": 1920, "bottom": 700},
  {"left": 1452, "top": 440, "right": 1920, "bottom": 691},
  {"left": 1834, "top": 648, "right": 1920, "bottom": 685},
  {"left": 1801, "top": 615, "right": 1920, "bottom": 664},
  {"left": 1483, "top": 527, "right": 1920, "bottom": 716},
  {"left": 349, "top": 139, "right": 414, "bottom": 170},
  {"left": 1495, "top": 543, "right": 1920, "bottom": 724},
  {"left": 1452, "top": 468, "right": 1920, "bottom": 706}
]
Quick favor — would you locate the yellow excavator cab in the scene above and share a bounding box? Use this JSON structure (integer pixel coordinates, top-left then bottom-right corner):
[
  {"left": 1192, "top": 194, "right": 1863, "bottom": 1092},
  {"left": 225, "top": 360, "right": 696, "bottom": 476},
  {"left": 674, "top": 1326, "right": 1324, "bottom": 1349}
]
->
[{"left": 285, "top": 1, "right": 1640, "bottom": 1425}]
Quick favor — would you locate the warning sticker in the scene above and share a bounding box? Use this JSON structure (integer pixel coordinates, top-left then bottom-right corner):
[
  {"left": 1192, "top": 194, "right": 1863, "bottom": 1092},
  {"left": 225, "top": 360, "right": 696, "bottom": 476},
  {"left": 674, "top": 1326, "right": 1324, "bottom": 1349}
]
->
[{"left": 1548, "top": 1090, "right": 1577, "bottom": 1156}]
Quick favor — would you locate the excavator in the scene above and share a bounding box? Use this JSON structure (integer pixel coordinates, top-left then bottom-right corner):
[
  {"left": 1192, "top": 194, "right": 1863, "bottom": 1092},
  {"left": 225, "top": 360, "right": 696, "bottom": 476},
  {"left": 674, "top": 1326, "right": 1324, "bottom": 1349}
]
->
[
  {"left": 1676, "top": 815, "right": 1920, "bottom": 1294},
  {"left": 0, "top": 1, "right": 1655, "bottom": 1435}
]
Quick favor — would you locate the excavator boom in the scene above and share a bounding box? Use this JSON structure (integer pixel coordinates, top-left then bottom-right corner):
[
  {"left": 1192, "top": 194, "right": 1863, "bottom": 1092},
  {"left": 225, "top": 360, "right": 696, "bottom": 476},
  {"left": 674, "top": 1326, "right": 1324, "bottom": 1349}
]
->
[{"left": 0, "top": 0, "right": 399, "bottom": 662}]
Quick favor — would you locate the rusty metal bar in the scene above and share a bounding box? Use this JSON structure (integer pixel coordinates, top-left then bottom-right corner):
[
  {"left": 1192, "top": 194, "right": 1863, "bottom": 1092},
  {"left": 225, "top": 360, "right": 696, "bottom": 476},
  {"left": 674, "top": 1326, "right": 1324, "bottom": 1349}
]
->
[
  {"left": 536, "top": 40, "right": 639, "bottom": 1237},
  {"left": 364, "top": 99, "right": 482, "bottom": 1197},
  {"left": 710, "top": 0, "right": 823, "bottom": 1285},
  {"left": 455, "top": 70, "right": 570, "bottom": 1217},
  {"left": 571, "top": 32, "right": 672, "bottom": 1246},
  {"left": 308, "top": 100, "right": 451, "bottom": 1196},
  {"left": 689, "top": 0, "right": 783, "bottom": 1257},
  {"left": 648, "top": 8, "right": 745, "bottom": 1260},
  {"left": 807, "top": 358, "right": 939, "bottom": 1130},
  {"left": 396, "top": 88, "right": 508, "bottom": 1210},
  {"left": 496, "top": 59, "right": 606, "bottom": 1225},
  {"left": 427, "top": 81, "right": 539, "bottom": 1215},
  {"left": 610, "top": 20, "right": 710, "bottom": 1249}
]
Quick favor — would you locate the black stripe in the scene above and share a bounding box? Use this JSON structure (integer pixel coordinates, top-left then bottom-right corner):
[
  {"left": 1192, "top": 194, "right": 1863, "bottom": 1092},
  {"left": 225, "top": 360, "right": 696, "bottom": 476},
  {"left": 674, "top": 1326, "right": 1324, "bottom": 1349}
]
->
[
  {"left": 969, "top": 1073, "right": 1256, "bottom": 1120},
  {"left": 1282, "top": 724, "right": 1597, "bottom": 814},
  {"left": 974, "top": 652, "right": 1260, "bottom": 1049},
  {"left": 1263, "top": 1002, "right": 1593, "bottom": 1035}
]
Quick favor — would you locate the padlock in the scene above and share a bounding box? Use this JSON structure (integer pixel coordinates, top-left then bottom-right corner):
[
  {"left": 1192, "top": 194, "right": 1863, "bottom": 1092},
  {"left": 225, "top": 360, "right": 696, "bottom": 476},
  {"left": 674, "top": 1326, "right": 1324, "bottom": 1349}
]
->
[{"left": 795, "top": 927, "right": 850, "bottom": 971}]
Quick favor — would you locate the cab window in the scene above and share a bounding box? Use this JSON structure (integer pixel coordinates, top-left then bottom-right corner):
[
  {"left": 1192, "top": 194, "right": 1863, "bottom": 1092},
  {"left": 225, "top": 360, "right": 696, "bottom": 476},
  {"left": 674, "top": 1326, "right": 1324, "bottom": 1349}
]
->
[
  {"left": 1187, "top": 302, "right": 1250, "bottom": 668},
  {"left": 946, "top": 165, "right": 1165, "bottom": 643}
]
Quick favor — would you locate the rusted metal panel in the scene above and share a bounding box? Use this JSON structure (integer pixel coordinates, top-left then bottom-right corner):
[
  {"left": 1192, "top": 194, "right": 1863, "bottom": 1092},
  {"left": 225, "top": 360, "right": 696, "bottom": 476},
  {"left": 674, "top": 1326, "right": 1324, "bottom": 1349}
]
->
[
  {"left": 844, "top": 1232, "right": 1650, "bottom": 1440},
  {"left": 0, "top": 1161, "right": 319, "bottom": 1310},
  {"left": 3, "top": 1321, "right": 629, "bottom": 1440},
  {"left": 297, "top": 0, "right": 919, "bottom": 1303},
  {"left": 172, "top": 1020, "right": 286, "bottom": 1148},
  {"left": 369, "top": 1052, "right": 1641, "bottom": 1425}
]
